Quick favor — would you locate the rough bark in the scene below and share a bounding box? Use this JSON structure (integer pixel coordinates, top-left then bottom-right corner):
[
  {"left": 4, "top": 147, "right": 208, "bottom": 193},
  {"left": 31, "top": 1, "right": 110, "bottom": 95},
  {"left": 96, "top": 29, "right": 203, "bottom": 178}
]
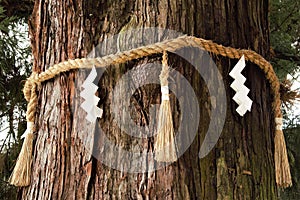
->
[{"left": 22, "top": 0, "right": 277, "bottom": 199}]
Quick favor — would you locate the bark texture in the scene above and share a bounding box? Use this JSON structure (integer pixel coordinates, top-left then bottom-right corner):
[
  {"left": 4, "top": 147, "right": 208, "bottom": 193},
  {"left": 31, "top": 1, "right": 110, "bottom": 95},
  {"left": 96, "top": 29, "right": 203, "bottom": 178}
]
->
[{"left": 22, "top": 0, "right": 277, "bottom": 199}]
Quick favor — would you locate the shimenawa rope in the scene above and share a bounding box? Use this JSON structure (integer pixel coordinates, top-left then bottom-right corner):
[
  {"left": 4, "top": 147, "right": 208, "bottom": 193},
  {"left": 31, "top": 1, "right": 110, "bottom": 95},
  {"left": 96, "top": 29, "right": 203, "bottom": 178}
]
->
[{"left": 9, "top": 35, "right": 291, "bottom": 188}]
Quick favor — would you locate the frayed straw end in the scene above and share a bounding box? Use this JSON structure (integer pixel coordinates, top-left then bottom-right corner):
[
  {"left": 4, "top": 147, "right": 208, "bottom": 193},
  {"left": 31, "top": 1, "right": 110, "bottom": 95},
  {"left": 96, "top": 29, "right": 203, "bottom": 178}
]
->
[
  {"left": 275, "top": 129, "right": 292, "bottom": 188},
  {"left": 154, "top": 100, "right": 178, "bottom": 162},
  {"left": 9, "top": 131, "right": 33, "bottom": 187}
]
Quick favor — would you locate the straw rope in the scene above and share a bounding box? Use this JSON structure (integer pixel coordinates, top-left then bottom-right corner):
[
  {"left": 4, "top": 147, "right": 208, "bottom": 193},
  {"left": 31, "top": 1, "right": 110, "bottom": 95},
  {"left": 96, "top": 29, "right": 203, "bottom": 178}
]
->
[
  {"left": 25, "top": 35, "right": 282, "bottom": 120},
  {"left": 160, "top": 51, "right": 169, "bottom": 86},
  {"left": 13, "top": 35, "right": 291, "bottom": 187}
]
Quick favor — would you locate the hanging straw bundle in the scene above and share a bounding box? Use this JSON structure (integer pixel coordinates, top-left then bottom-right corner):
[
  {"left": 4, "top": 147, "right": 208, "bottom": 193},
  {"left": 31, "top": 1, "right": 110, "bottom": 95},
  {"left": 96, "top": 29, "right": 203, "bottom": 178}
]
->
[
  {"left": 274, "top": 117, "right": 292, "bottom": 187},
  {"left": 154, "top": 51, "right": 178, "bottom": 162},
  {"left": 9, "top": 80, "right": 37, "bottom": 186},
  {"left": 266, "top": 67, "right": 292, "bottom": 187}
]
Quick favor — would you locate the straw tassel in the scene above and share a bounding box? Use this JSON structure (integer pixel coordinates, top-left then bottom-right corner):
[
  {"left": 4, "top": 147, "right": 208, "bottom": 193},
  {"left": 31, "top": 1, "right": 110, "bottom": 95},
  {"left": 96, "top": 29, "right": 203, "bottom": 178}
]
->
[
  {"left": 9, "top": 80, "right": 37, "bottom": 186},
  {"left": 274, "top": 117, "right": 292, "bottom": 188},
  {"left": 8, "top": 123, "right": 34, "bottom": 186},
  {"left": 154, "top": 51, "right": 178, "bottom": 162}
]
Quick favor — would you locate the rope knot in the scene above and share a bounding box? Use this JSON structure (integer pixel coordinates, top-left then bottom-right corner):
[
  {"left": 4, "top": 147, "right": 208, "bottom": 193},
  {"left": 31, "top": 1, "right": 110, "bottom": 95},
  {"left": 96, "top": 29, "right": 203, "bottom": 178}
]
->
[
  {"left": 161, "top": 86, "right": 170, "bottom": 101},
  {"left": 275, "top": 117, "right": 283, "bottom": 131}
]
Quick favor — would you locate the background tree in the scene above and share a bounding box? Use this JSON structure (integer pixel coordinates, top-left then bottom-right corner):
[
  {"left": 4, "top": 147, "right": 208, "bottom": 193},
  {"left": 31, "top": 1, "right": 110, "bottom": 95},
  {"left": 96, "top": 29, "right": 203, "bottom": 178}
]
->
[
  {"left": 269, "top": 0, "right": 300, "bottom": 199},
  {"left": 270, "top": 0, "right": 300, "bottom": 81}
]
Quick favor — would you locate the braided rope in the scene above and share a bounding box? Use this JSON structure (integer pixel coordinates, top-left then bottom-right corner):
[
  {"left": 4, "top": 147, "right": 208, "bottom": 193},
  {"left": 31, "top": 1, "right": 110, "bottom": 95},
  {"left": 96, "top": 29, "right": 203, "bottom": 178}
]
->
[
  {"left": 160, "top": 51, "right": 169, "bottom": 87},
  {"left": 25, "top": 35, "right": 282, "bottom": 123}
]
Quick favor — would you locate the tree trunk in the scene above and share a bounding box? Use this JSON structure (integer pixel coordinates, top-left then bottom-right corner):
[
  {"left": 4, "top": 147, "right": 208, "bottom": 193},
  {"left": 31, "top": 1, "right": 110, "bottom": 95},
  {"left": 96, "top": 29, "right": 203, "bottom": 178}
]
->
[{"left": 22, "top": 0, "right": 277, "bottom": 199}]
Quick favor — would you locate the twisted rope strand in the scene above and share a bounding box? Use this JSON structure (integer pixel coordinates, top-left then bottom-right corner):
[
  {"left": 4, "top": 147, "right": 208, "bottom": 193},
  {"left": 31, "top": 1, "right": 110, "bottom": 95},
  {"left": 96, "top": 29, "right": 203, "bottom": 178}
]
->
[{"left": 25, "top": 35, "right": 282, "bottom": 120}]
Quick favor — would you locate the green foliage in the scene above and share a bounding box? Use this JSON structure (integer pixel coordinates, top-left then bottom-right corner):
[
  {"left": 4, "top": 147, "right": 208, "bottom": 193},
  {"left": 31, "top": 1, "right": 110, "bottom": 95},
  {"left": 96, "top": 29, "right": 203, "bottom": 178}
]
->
[
  {"left": 0, "top": 6, "right": 16, "bottom": 33},
  {"left": 270, "top": 1, "right": 300, "bottom": 199},
  {"left": 0, "top": 4, "right": 31, "bottom": 199},
  {"left": 270, "top": 0, "right": 300, "bottom": 80}
]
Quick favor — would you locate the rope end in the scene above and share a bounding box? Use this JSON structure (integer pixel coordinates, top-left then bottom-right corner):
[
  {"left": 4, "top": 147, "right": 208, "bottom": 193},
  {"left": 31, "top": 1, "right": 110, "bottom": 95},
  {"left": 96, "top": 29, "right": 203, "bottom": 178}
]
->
[
  {"left": 274, "top": 118, "right": 292, "bottom": 188},
  {"left": 154, "top": 100, "right": 178, "bottom": 162},
  {"left": 9, "top": 123, "right": 34, "bottom": 187}
]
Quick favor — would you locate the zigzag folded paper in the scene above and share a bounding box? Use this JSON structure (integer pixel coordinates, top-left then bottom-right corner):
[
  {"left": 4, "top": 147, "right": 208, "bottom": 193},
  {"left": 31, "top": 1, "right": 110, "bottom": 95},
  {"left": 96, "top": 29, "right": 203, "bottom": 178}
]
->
[
  {"left": 229, "top": 55, "right": 252, "bottom": 116},
  {"left": 80, "top": 67, "right": 103, "bottom": 122}
]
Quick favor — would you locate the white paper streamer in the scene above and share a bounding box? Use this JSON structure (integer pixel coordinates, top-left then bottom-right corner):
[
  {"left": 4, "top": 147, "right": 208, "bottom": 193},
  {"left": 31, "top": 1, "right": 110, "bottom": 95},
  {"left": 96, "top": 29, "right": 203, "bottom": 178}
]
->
[
  {"left": 161, "top": 86, "right": 170, "bottom": 101},
  {"left": 229, "top": 55, "right": 253, "bottom": 116},
  {"left": 80, "top": 67, "right": 103, "bottom": 123}
]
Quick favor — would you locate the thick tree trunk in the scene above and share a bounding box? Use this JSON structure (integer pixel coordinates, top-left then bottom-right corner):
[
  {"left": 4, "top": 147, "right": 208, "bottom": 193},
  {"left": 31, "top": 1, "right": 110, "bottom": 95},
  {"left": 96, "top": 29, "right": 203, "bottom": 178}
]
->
[{"left": 23, "top": 0, "right": 277, "bottom": 199}]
